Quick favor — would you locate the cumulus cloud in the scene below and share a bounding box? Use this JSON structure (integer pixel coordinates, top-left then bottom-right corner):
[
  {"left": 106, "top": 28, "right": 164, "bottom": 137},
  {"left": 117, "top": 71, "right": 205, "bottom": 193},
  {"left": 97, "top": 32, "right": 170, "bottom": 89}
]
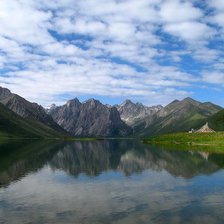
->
[
  {"left": 164, "top": 22, "right": 214, "bottom": 42},
  {"left": 209, "top": 0, "right": 224, "bottom": 10},
  {"left": 159, "top": 0, "right": 202, "bottom": 23},
  {"left": 0, "top": 0, "right": 223, "bottom": 106},
  {"left": 202, "top": 72, "right": 224, "bottom": 84}
]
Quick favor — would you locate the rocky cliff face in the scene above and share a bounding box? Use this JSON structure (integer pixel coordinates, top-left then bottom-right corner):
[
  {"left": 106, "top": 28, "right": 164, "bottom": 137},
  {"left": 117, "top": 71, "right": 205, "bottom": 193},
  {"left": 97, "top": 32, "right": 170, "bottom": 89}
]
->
[
  {"left": 50, "top": 98, "right": 133, "bottom": 137},
  {"left": 116, "top": 99, "right": 162, "bottom": 126},
  {"left": 0, "top": 86, "right": 66, "bottom": 133}
]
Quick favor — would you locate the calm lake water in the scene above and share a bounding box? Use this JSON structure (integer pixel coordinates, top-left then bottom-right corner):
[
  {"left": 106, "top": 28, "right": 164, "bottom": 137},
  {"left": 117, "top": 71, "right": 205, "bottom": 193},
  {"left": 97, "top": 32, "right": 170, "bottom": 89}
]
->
[{"left": 1, "top": 140, "right": 224, "bottom": 224}]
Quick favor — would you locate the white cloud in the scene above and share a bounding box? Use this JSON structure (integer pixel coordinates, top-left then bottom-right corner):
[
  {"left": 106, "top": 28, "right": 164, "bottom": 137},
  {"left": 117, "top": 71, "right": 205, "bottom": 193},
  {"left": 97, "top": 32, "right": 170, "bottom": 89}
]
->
[
  {"left": 164, "top": 21, "right": 213, "bottom": 42},
  {"left": 40, "top": 42, "right": 81, "bottom": 57},
  {"left": 211, "top": 13, "right": 224, "bottom": 28},
  {"left": 159, "top": 0, "right": 202, "bottom": 23},
  {"left": 0, "top": 0, "right": 53, "bottom": 45},
  {"left": 108, "top": 22, "right": 136, "bottom": 41},
  {"left": 192, "top": 47, "right": 220, "bottom": 62},
  {"left": 202, "top": 72, "right": 224, "bottom": 84},
  {"left": 209, "top": 0, "right": 224, "bottom": 11},
  {"left": 159, "top": 0, "right": 215, "bottom": 43},
  {"left": 208, "top": 0, "right": 224, "bottom": 36},
  {"left": 0, "top": 0, "right": 222, "bottom": 106}
]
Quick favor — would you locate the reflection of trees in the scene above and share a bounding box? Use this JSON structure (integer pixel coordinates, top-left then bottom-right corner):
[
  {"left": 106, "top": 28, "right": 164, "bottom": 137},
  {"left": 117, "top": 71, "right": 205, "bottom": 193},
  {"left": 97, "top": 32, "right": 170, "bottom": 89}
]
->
[{"left": 1, "top": 140, "right": 224, "bottom": 187}]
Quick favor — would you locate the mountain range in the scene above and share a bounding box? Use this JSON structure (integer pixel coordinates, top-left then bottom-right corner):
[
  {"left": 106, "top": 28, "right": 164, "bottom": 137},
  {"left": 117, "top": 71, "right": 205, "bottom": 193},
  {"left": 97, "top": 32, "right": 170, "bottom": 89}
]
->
[
  {"left": 49, "top": 98, "right": 132, "bottom": 137},
  {"left": 0, "top": 86, "right": 223, "bottom": 138}
]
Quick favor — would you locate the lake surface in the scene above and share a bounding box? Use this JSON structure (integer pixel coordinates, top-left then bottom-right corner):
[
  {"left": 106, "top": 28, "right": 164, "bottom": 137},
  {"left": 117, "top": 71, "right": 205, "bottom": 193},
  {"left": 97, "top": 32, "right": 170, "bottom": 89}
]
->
[{"left": 1, "top": 140, "right": 224, "bottom": 224}]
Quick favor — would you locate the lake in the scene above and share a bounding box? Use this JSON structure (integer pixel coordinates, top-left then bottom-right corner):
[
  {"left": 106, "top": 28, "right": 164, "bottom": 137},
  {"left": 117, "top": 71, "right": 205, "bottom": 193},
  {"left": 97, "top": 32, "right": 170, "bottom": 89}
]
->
[{"left": 1, "top": 140, "right": 224, "bottom": 224}]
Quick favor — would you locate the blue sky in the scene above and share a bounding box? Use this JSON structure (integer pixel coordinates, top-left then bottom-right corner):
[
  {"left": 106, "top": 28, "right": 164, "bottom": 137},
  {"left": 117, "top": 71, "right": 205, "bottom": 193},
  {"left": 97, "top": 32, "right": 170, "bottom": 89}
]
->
[{"left": 0, "top": 0, "right": 224, "bottom": 107}]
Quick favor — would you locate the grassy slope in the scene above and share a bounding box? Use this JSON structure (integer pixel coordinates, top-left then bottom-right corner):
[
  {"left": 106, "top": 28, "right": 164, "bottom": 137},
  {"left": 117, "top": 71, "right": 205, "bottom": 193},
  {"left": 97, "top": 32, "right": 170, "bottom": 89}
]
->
[
  {"left": 209, "top": 109, "right": 224, "bottom": 131},
  {"left": 0, "top": 103, "right": 66, "bottom": 139},
  {"left": 142, "top": 108, "right": 224, "bottom": 152},
  {"left": 135, "top": 110, "right": 207, "bottom": 137},
  {"left": 144, "top": 132, "right": 224, "bottom": 146}
]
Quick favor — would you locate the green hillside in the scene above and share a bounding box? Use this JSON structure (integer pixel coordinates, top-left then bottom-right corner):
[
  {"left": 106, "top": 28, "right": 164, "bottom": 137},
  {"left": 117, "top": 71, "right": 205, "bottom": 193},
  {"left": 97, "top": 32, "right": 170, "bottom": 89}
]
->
[
  {"left": 0, "top": 103, "right": 67, "bottom": 139},
  {"left": 209, "top": 109, "right": 224, "bottom": 131},
  {"left": 143, "top": 132, "right": 224, "bottom": 152},
  {"left": 134, "top": 98, "right": 222, "bottom": 137},
  {"left": 136, "top": 110, "right": 207, "bottom": 136}
]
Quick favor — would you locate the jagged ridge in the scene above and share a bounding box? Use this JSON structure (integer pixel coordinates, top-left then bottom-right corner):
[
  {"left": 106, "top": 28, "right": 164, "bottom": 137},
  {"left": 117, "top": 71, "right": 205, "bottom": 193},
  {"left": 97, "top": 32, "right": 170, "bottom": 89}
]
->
[{"left": 49, "top": 98, "right": 133, "bottom": 137}]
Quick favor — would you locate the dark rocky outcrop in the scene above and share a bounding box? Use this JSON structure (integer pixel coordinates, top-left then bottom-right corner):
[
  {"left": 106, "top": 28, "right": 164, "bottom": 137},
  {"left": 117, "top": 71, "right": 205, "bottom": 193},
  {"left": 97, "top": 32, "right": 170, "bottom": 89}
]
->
[{"left": 50, "top": 98, "right": 133, "bottom": 137}]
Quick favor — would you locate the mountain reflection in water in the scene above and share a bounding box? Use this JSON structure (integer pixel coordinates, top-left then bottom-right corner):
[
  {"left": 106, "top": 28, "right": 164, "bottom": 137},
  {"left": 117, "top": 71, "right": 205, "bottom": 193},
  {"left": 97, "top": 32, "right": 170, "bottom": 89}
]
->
[
  {"left": 1, "top": 140, "right": 224, "bottom": 224},
  {"left": 1, "top": 140, "right": 224, "bottom": 186}
]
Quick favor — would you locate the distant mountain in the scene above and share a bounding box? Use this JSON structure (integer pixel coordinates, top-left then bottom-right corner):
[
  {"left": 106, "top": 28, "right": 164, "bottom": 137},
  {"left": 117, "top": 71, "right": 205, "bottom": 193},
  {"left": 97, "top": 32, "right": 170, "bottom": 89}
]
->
[
  {"left": 45, "top": 104, "right": 57, "bottom": 114},
  {"left": 209, "top": 109, "right": 224, "bottom": 131},
  {"left": 49, "top": 98, "right": 133, "bottom": 137},
  {"left": 0, "top": 87, "right": 67, "bottom": 135},
  {"left": 1, "top": 86, "right": 222, "bottom": 138},
  {"left": 116, "top": 99, "right": 162, "bottom": 126},
  {"left": 0, "top": 103, "right": 66, "bottom": 139},
  {"left": 134, "top": 97, "right": 222, "bottom": 136}
]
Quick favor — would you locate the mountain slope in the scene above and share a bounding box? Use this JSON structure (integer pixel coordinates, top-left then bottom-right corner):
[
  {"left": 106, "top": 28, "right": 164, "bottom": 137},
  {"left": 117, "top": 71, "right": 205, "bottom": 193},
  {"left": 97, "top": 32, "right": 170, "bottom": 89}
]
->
[
  {"left": 134, "top": 97, "right": 222, "bottom": 136},
  {"left": 0, "top": 87, "right": 67, "bottom": 135},
  {"left": 0, "top": 103, "right": 66, "bottom": 139},
  {"left": 116, "top": 99, "right": 162, "bottom": 126},
  {"left": 209, "top": 109, "right": 224, "bottom": 131},
  {"left": 50, "top": 98, "right": 133, "bottom": 137}
]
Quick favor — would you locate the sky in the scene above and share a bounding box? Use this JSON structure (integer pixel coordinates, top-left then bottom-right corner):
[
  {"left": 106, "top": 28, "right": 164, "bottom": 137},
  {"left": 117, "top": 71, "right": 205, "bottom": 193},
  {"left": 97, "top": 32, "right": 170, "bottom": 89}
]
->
[{"left": 0, "top": 0, "right": 224, "bottom": 107}]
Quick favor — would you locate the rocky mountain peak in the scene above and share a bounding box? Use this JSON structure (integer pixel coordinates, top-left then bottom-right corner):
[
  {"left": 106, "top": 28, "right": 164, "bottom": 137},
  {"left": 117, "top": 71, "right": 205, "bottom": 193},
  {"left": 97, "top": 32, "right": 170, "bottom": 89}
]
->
[
  {"left": 45, "top": 104, "right": 57, "bottom": 114},
  {"left": 85, "top": 98, "right": 100, "bottom": 104},
  {"left": 136, "top": 102, "right": 144, "bottom": 106},
  {"left": 66, "top": 98, "right": 81, "bottom": 107},
  {"left": 50, "top": 103, "right": 57, "bottom": 109},
  {"left": 123, "top": 99, "right": 133, "bottom": 105},
  {"left": 164, "top": 97, "right": 201, "bottom": 111},
  {"left": 169, "top": 99, "right": 179, "bottom": 105},
  {"left": 116, "top": 99, "right": 163, "bottom": 126},
  {"left": 50, "top": 103, "right": 56, "bottom": 107},
  {"left": 182, "top": 97, "right": 199, "bottom": 104},
  {"left": 0, "top": 86, "right": 12, "bottom": 100},
  {"left": 49, "top": 98, "right": 132, "bottom": 137}
]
